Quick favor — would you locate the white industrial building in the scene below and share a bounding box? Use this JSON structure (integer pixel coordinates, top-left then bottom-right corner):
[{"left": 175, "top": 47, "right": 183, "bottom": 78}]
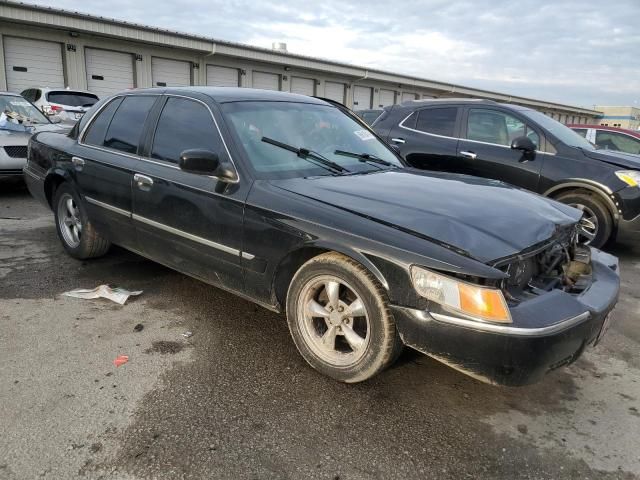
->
[{"left": 0, "top": 1, "right": 601, "bottom": 124}]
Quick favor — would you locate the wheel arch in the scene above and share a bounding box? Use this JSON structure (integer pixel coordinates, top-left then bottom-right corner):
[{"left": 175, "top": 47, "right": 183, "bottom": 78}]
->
[
  {"left": 271, "top": 241, "right": 390, "bottom": 310},
  {"left": 543, "top": 180, "right": 619, "bottom": 222},
  {"left": 44, "top": 168, "right": 73, "bottom": 209}
]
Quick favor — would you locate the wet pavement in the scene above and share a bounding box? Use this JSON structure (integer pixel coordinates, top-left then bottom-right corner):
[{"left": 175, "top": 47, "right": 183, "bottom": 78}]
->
[{"left": 1, "top": 180, "right": 639, "bottom": 479}]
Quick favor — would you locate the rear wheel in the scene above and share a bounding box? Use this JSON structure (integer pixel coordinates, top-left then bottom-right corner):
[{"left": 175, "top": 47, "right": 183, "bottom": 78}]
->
[
  {"left": 53, "top": 183, "right": 111, "bottom": 259},
  {"left": 554, "top": 191, "right": 613, "bottom": 248},
  {"left": 286, "top": 252, "right": 402, "bottom": 383}
]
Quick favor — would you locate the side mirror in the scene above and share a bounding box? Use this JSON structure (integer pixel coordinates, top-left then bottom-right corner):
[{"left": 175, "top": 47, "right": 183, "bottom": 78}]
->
[
  {"left": 511, "top": 136, "right": 536, "bottom": 153},
  {"left": 179, "top": 149, "right": 237, "bottom": 182}
]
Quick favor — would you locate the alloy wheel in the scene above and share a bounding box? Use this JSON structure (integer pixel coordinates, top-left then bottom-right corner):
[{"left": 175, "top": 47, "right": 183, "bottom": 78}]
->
[
  {"left": 297, "top": 275, "right": 370, "bottom": 366},
  {"left": 570, "top": 203, "right": 598, "bottom": 245},
  {"left": 57, "top": 193, "right": 82, "bottom": 248}
]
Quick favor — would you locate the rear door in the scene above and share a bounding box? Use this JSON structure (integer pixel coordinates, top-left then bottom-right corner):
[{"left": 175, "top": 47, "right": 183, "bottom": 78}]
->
[
  {"left": 456, "top": 107, "right": 543, "bottom": 189},
  {"left": 387, "top": 106, "right": 461, "bottom": 172},
  {"left": 85, "top": 48, "right": 135, "bottom": 97},
  {"left": 75, "top": 94, "right": 159, "bottom": 248},
  {"left": 132, "top": 95, "right": 248, "bottom": 290}
]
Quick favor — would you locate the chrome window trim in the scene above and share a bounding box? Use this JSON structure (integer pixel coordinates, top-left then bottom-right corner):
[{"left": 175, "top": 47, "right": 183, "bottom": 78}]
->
[
  {"left": 78, "top": 93, "right": 240, "bottom": 182},
  {"left": 398, "top": 110, "right": 555, "bottom": 155},
  {"left": 84, "top": 195, "right": 254, "bottom": 259},
  {"left": 428, "top": 310, "right": 591, "bottom": 336},
  {"left": 85, "top": 196, "right": 131, "bottom": 217}
]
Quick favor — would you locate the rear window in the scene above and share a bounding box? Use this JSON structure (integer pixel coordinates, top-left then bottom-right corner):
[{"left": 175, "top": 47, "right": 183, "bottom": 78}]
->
[
  {"left": 47, "top": 91, "right": 99, "bottom": 107},
  {"left": 415, "top": 107, "right": 457, "bottom": 137}
]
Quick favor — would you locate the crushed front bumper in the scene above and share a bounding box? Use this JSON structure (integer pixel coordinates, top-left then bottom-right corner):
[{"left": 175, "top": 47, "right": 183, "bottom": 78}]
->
[{"left": 391, "top": 249, "right": 620, "bottom": 386}]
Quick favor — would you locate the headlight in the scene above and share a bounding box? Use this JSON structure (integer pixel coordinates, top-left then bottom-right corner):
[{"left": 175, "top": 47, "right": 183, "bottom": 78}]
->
[
  {"left": 410, "top": 266, "right": 512, "bottom": 324},
  {"left": 615, "top": 170, "right": 640, "bottom": 187}
]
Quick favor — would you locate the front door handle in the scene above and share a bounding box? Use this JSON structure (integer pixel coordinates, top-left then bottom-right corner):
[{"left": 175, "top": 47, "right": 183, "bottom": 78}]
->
[
  {"left": 391, "top": 138, "right": 406, "bottom": 144},
  {"left": 134, "top": 173, "right": 154, "bottom": 191},
  {"left": 460, "top": 151, "right": 477, "bottom": 160},
  {"left": 71, "top": 156, "right": 85, "bottom": 171}
]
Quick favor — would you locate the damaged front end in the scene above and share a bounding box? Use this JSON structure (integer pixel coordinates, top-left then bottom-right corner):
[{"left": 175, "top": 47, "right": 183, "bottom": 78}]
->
[{"left": 493, "top": 225, "right": 594, "bottom": 303}]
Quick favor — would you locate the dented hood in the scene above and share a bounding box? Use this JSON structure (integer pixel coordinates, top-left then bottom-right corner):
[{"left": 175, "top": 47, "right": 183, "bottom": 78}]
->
[{"left": 271, "top": 169, "right": 582, "bottom": 263}]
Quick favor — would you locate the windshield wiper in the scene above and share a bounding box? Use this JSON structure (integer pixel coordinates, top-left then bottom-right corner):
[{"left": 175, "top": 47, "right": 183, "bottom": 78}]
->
[
  {"left": 333, "top": 149, "right": 397, "bottom": 168},
  {"left": 261, "top": 136, "right": 349, "bottom": 174}
]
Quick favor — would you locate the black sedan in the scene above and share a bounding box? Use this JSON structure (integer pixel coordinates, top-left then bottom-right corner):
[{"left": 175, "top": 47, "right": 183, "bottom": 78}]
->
[{"left": 24, "top": 88, "right": 619, "bottom": 385}]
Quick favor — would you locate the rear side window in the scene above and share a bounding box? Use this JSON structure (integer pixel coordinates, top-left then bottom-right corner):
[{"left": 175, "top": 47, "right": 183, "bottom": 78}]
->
[
  {"left": 103, "top": 96, "right": 157, "bottom": 154},
  {"left": 415, "top": 107, "right": 458, "bottom": 137},
  {"left": 83, "top": 97, "right": 123, "bottom": 146},
  {"left": 47, "top": 91, "right": 99, "bottom": 107},
  {"left": 151, "top": 97, "right": 221, "bottom": 164},
  {"left": 573, "top": 128, "right": 588, "bottom": 138}
]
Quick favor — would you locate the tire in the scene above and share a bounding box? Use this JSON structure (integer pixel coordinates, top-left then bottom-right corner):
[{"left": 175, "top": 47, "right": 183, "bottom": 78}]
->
[
  {"left": 53, "top": 183, "right": 111, "bottom": 259},
  {"left": 554, "top": 191, "right": 613, "bottom": 248},
  {"left": 286, "top": 252, "right": 402, "bottom": 383}
]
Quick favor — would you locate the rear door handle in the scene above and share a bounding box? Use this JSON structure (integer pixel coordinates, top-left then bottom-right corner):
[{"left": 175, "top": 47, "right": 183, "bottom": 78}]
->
[
  {"left": 134, "top": 173, "right": 154, "bottom": 191},
  {"left": 71, "top": 156, "right": 85, "bottom": 171},
  {"left": 391, "top": 138, "right": 406, "bottom": 144},
  {"left": 460, "top": 151, "right": 477, "bottom": 160}
]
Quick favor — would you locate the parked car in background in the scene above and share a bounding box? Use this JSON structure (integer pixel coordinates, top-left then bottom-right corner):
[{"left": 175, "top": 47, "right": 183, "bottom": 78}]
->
[
  {"left": 24, "top": 87, "right": 619, "bottom": 386},
  {"left": 0, "top": 91, "right": 68, "bottom": 180},
  {"left": 21, "top": 87, "right": 99, "bottom": 125},
  {"left": 372, "top": 98, "right": 640, "bottom": 248},
  {"left": 355, "top": 108, "right": 384, "bottom": 125},
  {"left": 569, "top": 124, "right": 640, "bottom": 156}
]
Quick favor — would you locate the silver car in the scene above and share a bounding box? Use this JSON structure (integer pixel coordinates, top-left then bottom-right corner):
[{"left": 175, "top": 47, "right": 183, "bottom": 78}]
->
[{"left": 0, "top": 92, "right": 68, "bottom": 179}]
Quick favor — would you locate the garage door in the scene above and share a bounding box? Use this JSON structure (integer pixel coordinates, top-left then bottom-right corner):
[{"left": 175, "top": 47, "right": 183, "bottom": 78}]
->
[
  {"left": 401, "top": 92, "right": 418, "bottom": 102},
  {"left": 252, "top": 71, "right": 280, "bottom": 91},
  {"left": 378, "top": 89, "right": 395, "bottom": 107},
  {"left": 3, "top": 37, "right": 64, "bottom": 93},
  {"left": 324, "top": 82, "right": 345, "bottom": 104},
  {"left": 290, "top": 76, "right": 315, "bottom": 96},
  {"left": 151, "top": 57, "right": 191, "bottom": 87},
  {"left": 207, "top": 65, "right": 240, "bottom": 87},
  {"left": 85, "top": 48, "right": 135, "bottom": 97},
  {"left": 353, "top": 86, "right": 372, "bottom": 110}
]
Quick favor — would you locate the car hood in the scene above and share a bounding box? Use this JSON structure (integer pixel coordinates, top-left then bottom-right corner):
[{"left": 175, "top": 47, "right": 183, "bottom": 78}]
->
[
  {"left": 270, "top": 169, "right": 582, "bottom": 263},
  {"left": 582, "top": 148, "right": 640, "bottom": 169},
  {"left": 0, "top": 123, "right": 68, "bottom": 146}
]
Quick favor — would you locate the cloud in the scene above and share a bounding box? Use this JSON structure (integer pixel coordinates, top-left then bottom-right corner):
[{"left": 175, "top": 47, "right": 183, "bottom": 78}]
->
[{"left": 15, "top": 0, "right": 640, "bottom": 106}]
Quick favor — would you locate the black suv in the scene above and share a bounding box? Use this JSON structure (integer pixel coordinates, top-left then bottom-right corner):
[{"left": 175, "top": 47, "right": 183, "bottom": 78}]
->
[{"left": 372, "top": 99, "right": 640, "bottom": 248}]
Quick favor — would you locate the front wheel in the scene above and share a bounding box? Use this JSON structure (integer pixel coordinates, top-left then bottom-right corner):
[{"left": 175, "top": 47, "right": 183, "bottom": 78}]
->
[
  {"left": 286, "top": 252, "right": 402, "bottom": 383},
  {"left": 53, "top": 183, "right": 111, "bottom": 259},
  {"left": 554, "top": 191, "right": 613, "bottom": 248}
]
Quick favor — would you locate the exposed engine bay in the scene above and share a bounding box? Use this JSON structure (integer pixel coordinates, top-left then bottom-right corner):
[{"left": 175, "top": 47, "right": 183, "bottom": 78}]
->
[{"left": 494, "top": 225, "right": 593, "bottom": 304}]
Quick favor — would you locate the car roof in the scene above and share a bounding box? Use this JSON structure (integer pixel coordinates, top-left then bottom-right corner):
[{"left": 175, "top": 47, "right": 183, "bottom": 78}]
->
[
  {"left": 392, "top": 97, "right": 537, "bottom": 113},
  {"left": 567, "top": 124, "right": 640, "bottom": 138},
  {"left": 31, "top": 87, "right": 98, "bottom": 95},
  {"left": 123, "top": 87, "right": 330, "bottom": 105},
  {"left": 0, "top": 91, "right": 21, "bottom": 97}
]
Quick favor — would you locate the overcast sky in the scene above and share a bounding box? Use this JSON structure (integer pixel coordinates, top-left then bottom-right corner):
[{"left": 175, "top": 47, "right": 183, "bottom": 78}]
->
[{"left": 22, "top": 0, "right": 640, "bottom": 107}]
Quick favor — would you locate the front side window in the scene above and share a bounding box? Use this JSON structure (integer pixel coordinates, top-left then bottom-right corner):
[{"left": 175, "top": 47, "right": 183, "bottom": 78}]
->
[
  {"left": 103, "top": 96, "right": 157, "bottom": 154},
  {"left": 467, "top": 109, "right": 539, "bottom": 147},
  {"left": 222, "top": 101, "right": 402, "bottom": 179},
  {"left": 572, "top": 128, "right": 588, "bottom": 138},
  {"left": 151, "top": 97, "right": 221, "bottom": 164},
  {"left": 415, "top": 107, "right": 457, "bottom": 137},
  {"left": 595, "top": 131, "right": 640, "bottom": 155}
]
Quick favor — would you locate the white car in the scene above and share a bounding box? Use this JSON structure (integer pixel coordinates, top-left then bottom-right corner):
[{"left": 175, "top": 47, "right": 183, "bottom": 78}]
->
[{"left": 20, "top": 87, "right": 99, "bottom": 125}]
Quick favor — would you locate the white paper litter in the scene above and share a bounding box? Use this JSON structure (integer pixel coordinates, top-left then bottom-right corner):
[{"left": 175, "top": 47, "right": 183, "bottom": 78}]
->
[{"left": 62, "top": 285, "right": 142, "bottom": 305}]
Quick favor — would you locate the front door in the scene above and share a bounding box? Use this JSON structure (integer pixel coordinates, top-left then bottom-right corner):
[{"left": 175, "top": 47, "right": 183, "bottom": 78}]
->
[
  {"left": 456, "top": 107, "right": 543, "bottom": 189},
  {"left": 132, "top": 95, "right": 248, "bottom": 292}
]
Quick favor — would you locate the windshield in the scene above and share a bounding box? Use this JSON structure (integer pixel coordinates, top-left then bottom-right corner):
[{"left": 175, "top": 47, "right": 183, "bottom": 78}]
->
[
  {"left": 522, "top": 110, "right": 595, "bottom": 150},
  {"left": 47, "top": 91, "right": 99, "bottom": 107},
  {"left": 222, "top": 101, "right": 403, "bottom": 179},
  {"left": 0, "top": 95, "right": 49, "bottom": 128}
]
